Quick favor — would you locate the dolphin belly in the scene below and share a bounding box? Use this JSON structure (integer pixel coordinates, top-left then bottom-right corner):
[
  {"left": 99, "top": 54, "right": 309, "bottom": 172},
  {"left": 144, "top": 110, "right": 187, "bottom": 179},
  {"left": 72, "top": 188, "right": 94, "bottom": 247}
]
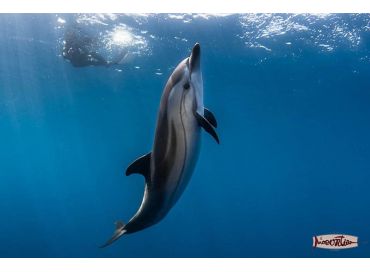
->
[{"left": 165, "top": 91, "right": 202, "bottom": 208}]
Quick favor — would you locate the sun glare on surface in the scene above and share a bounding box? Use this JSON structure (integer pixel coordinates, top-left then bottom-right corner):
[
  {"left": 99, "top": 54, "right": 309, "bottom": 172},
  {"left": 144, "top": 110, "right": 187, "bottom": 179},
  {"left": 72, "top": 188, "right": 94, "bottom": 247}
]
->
[{"left": 112, "top": 27, "right": 134, "bottom": 46}]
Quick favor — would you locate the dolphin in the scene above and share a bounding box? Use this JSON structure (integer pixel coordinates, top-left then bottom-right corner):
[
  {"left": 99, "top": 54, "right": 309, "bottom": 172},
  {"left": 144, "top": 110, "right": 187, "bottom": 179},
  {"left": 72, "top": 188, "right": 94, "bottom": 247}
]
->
[{"left": 101, "top": 43, "right": 219, "bottom": 248}]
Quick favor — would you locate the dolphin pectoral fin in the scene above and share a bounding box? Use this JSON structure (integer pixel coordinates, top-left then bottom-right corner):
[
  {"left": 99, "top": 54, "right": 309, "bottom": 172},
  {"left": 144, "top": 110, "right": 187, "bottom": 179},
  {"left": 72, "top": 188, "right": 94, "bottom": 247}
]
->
[
  {"left": 204, "top": 108, "right": 218, "bottom": 128},
  {"left": 100, "top": 221, "right": 127, "bottom": 248},
  {"left": 126, "top": 152, "right": 151, "bottom": 181},
  {"left": 195, "top": 112, "right": 220, "bottom": 144}
]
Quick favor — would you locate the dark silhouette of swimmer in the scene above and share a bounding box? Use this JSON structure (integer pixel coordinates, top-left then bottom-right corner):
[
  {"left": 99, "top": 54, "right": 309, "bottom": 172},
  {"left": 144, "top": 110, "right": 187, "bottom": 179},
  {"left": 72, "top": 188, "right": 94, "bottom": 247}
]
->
[{"left": 62, "top": 27, "right": 127, "bottom": 68}]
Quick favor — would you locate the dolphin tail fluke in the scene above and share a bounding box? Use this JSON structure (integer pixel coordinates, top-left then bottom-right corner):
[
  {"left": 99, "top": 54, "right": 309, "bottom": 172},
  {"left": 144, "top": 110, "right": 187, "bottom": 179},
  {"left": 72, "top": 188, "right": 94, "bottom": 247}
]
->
[{"left": 100, "top": 221, "right": 127, "bottom": 248}]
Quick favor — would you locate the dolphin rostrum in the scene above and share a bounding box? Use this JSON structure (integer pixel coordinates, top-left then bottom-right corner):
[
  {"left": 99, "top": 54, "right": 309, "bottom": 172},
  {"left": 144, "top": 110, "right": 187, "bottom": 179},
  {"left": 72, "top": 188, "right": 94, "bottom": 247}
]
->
[{"left": 101, "top": 43, "right": 219, "bottom": 248}]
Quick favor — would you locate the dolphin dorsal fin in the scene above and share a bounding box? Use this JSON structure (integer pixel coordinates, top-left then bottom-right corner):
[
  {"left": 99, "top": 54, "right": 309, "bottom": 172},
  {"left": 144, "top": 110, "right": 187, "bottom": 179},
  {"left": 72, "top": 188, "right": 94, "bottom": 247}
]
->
[{"left": 125, "top": 152, "right": 151, "bottom": 182}]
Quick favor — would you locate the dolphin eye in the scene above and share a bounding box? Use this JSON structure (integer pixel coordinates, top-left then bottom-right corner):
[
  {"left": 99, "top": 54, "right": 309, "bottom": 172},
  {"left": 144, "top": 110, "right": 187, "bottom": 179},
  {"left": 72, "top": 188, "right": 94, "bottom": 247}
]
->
[{"left": 183, "top": 82, "right": 190, "bottom": 90}]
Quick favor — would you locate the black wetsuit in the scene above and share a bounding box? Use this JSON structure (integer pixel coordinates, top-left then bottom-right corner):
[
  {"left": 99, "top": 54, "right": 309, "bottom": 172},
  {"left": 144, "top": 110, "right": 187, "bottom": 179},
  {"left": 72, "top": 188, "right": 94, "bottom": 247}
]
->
[{"left": 62, "top": 30, "right": 109, "bottom": 67}]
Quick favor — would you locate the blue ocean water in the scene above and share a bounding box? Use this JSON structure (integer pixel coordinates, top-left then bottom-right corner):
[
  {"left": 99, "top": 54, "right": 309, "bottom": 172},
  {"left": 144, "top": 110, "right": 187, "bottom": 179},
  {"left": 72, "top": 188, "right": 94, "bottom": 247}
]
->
[{"left": 0, "top": 13, "right": 370, "bottom": 257}]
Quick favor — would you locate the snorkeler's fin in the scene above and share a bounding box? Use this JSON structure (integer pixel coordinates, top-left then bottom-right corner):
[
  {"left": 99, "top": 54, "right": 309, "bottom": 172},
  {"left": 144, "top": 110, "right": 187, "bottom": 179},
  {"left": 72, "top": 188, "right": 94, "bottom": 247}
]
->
[
  {"left": 204, "top": 108, "right": 218, "bottom": 128},
  {"left": 195, "top": 111, "right": 220, "bottom": 144},
  {"left": 111, "top": 50, "right": 129, "bottom": 65},
  {"left": 100, "top": 221, "right": 127, "bottom": 248},
  {"left": 126, "top": 152, "right": 151, "bottom": 181}
]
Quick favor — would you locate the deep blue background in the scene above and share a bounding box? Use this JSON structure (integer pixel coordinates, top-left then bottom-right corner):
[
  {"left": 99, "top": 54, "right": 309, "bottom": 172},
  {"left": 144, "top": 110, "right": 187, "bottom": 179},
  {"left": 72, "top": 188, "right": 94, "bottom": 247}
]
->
[{"left": 0, "top": 14, "right": 370, "bottom": 257}]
